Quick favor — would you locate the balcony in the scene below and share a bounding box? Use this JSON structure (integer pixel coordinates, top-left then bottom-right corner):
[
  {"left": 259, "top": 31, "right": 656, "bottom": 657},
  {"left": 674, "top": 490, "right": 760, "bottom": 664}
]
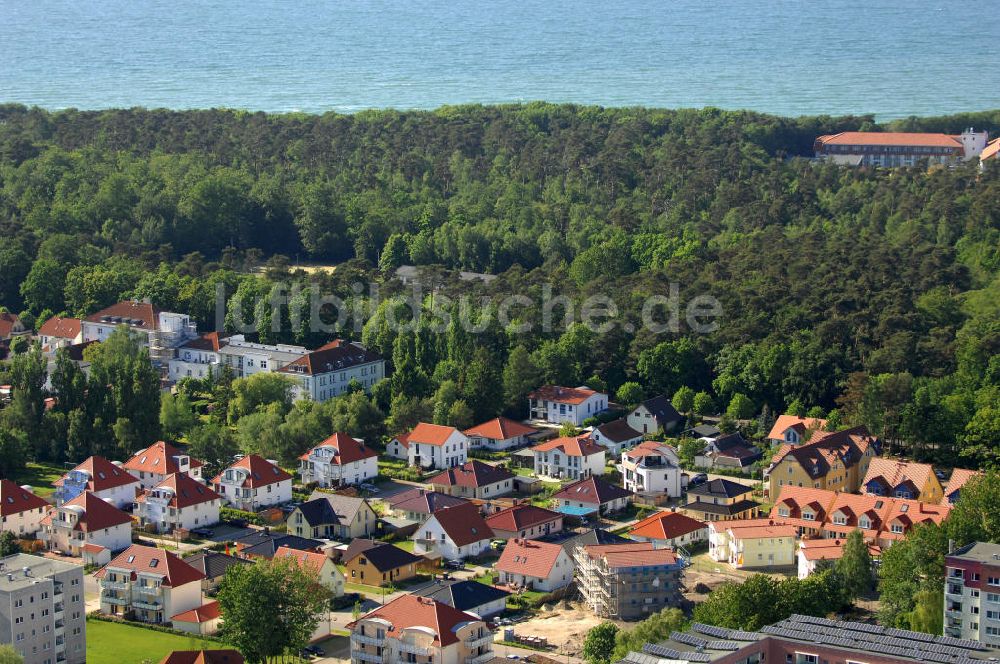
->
[
  {"left": 101, "top": 595, "right": 128, "bottom": 606},
  {"left": 352, "top": 634, "right": 385, "bottom": 647},
  {"left": 350, "top": 650, "right": 383, "bottom": 663},
  {"left": 101, "top": 579, "right": 129, "bottom": 591},
  {"left": 947, "top": 584, "right": 964, "bottom": 596},
  {"left": 133, "top": 599, "right": 163, "bottom": 611},
  {"left": 464, "top": 633, "right": 493, "bottom": 648},
  {"left": 467, "top": 653, "right": 496, "bottom": 664},
  {"left": 398, "top": 641, "right": 432, "bottom": 656}
]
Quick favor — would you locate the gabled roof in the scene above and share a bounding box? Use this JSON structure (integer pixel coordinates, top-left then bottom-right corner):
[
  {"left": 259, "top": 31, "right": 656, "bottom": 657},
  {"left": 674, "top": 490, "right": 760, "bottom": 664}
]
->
[
  {"left": 96, "top": 544, "right": 203, "bottom": 587},
  {"left": 181, "top": 551, "right": 250, "bottom": 580},
  {"left": 485, "top": 505, "right": 562, "bottom": 532},
  {"left": 944, "top": 468, "right": 982, "bottom": 500},
  {"left": 171, "top": 600, "right": 222, "bottom": 624},
  {"left": 157, "top": 650, "right": 244, "bottom": 664},
  {"left": 85, "top": 300, "right": 162, "bottom": 329},
  {"left": 798, "top": 538, "right": 881, "bottom": 562},
  {"left": 427, "top": 502, "right": 493, "bottom": 546},
  {"left": 278, "top": 341, "right": 381, "bottom": 376},
  {"left": 389, "top": 489, "right": 468, "bottom": 515},
  {"left": 427, "top": 460, "right": 514, "bottom": 489},
  {"left": 635, "top": 395, "right": 681, "bottom": 426},
  {"left": 0, "top": 313, "right": 22, "bottom": 339},
  {"left": 300, "top": 432, "right": 378, "bottom": 464},
  {"left": 179, "top": 332, "right": 225, "bottom": 353},
  {"left": 54, "top": 455, "right": 139, "bottom": 492},
  {"left": 273, "top": 545, "right": 331, "bottom": 572},
  {"left": 136, "top": 473, "right": 221, "bottom": 509},
  {"left": 463, "top": 417, "right": 538, "bottom": 441},
  {"left": 627, "top": 511, "right": 706, "bottom": 541},
  {"left": 593, "top": 419, "right": 643, "bottom": 443},
  {"left": 583, "top": 542, "right": 678, "bottom": 569},
  {"left": 862, "top": 458, "right": 935, "bottom": 494},
  {"left": 531, "top": 435, "right": 606, "bottom": 457},
  {"left": 766, "top": 414, "right": 828, "bottom": 441},
  {"left": 306, "top": 491, "right": 372, "bottom": 525},
  {"left": 982, "top": 137, "right": 1000, "bottom": 162},
  {"left": 236, "top": 532, "right": 322, "bottom": 559},
  {"left": 623, "top": 440, "right": 678, "bottom": 462},
  {"left": 41, "top": 491, "right": 132, "bottom": 532},
  {"left": 816, "top": 131, "right": 964, "bottom": 148},
  {"left": 341, "top": 539, "right": 423, "bottom": 572},
  {"left": 124, "top": 440, "right": 205, "bottom": 475},
  {"left": 496, "top": 538, "right": 567, "bottom": 579},
  {"left": 414, "top": 579, "right": 510, "bottom": 613},
  {"left": 37, "top": 316, "right": 82, "bottom": 340},
  {"left": 349, "top": 594, "right": 482, "bottom": 647},
  {"left": 0, "top": 479, "right": 49, "bottom": 517},
  {"left": 552, "top": 476, "right": 631, "bottom": 505},
  {"left": 211, "top": 454, "right": 292, "bottom": 488},
  {"left": 394, "top": 422, "right": 461, "bottom": 447},
  {"left": 768, "top": 426, "right": 879, "bottom": 479},
  {"left": 687, "top": 478, "right": 752, "bottom": 499},
  {"left": 561, "top": 528, "right": 628, "bottom": 555},
  {"left": 723, "top": 518, "right": 797, "bottom": 540},
  {"left": 528, "top": 385, "right": 602, "bottom": 405}
]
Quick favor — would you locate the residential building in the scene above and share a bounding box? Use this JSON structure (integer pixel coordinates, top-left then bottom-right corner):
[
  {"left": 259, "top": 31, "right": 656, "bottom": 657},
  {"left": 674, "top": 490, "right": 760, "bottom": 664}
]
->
[
  {"left": 621, "top": 441, "right": 683, "bottom": 498},
  {"left": 945, "top": 541, "right": 1000, "bottom": 644},
  {"left": 53, "top": 455, "right": 140, "bottom": 508},
  {"left": 552, "top": 476, "right": 632, "bottom": 517},
  {"left": 495, "top": 538, "right": 574, "bottom": 592},
  {"left": 234, "top": 531, "right": 322, "bottom": 560},
  {"left": 37, "top": 316, "right": 83, "bottom": 351},
  {"left": 627, "top": 511, "right": 707, "bottom": 549},
  {"left": 944, "top": 468, "right": 983, "bottom": 505},
  {"left": 693, "top": 432, "right": 762, "bottom": 471},
  {"left": 216, "top": 334, "right": 308, "bottom": 378},
  {"left": 168, "top": 332, "right": 226, "bottom": 381},
  {"left": 123, "top": 440, "right": 205, "bottom": 490},
  {"left": 287, "top": 492, "right": 378, "bottom": 540},
  {"left": 708, "top": 519, "right": 796, "bottom": 569},
  {"left": 766, "top": 413, "right": 828, "bottom": 446},
  {"left": 575, "top": 543, "right": 684, "bottom": 620},
  {"left": 616, "top": 614, "right": 1000, "bottom": 664},
  {"left": 764, "top": 425, "right": 881, "bottom": 498},
  {"left": 0, "top": 553, "right": 86, "bottom": 664},
  {"left": 38, "top": 492, "right": 132, "bottom": 558},
  {"left": 134, "top": 473, "right": 222, "bottom": 534},
  {"left": 561, "top": 528, "right": 629, "bottom": 561},
  {"left": 463, "top": 417, "right": 539, "bottom": 451},
  {"left": 414, "top": 502, "right": 493, "bottom": 560},
  {"left": 211, "top": 454, "right": 292, "bottom": 511},
  {"left": 589, "top": 419, "right": 643, "bottom": 456},
  {"left": 181, "top": 552, "right": 250, "bottom": 593},
  {"left": 171, "top": 601, "right": 222, "bottom": 636},
  {"left": 528, "top": 385, "right": 608, "bottom": 426},
  {"left": 157, "top": 649, "right": 244, "bottom": 664},
  {"left": 341, "top": 539, "right": 423, "bottom": 587},
  {"left": 298, "top": 432, "right": 378, "bottom": 488},
  {"left": 414, "top": 579, "right": 510, "bottom": 619},
  {"left": 0, "top": 313, "right": 28, "bottom": 342},
  {"left": 861, "top": 457, "right": 942, "bottom": 502},
  {"left": 348, "top": 594, "right": 494, "bottom": 664},
  {"left": 278, "top": 339, "right": 385, "bottom": 401},
  {"left": 0, "top": 479, "right": 53, "bottom": 538},
  {"left": 530, "top": 435, "right": 607, "bottom": 480},
  {"left": 814, "top": 128, "right": 988, "bottom": 167},
  {"left": 387, "top": 489, "right": 468, "bottom": 523},
  {"left": 797, "top": 538, "right": 880, "bottom": 579},
  {"left": 982, "top": 137, "right": 1000, "bottom": 165},
  {"left": 626, "top": 394, "right": 682, "bottom": 435},
  {"left": 82, "top": 300, "right": 197, "bottom": 365},
  {"left": 96, "top": 544, "right": 204, "bottom": 625},
  {"left": 682, "top": 479, "right": 760, "bottom": 522},
  {"left": 274, "top": 545, "right": 345, "bottom": 596},
  {"left": 485, "top": 505, "right": 563, "bottom": 540},
  {"left": 386, "top": 422, "right": 469, "bottom": 470},
  {"left": 427, "top": 460, "right": 514, "bottom": 500}
]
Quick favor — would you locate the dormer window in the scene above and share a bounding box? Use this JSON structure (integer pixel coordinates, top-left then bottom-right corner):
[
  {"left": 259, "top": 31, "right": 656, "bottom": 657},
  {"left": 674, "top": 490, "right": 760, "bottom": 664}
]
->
[{"left": 859, "top": 516, "right": 871, "bottom": 529}]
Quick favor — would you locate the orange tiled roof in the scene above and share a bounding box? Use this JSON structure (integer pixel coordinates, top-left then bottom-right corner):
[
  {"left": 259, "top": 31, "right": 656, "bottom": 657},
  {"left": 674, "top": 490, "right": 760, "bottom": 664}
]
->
[
  {"left": 817, "top": 132, "right": 964, "bottom": 148},
  {"left": 496, "top": 538, "right": 566, "bottom": 579},
  {"left": 53, "top": 455, "right": 139, "bottom": 492},
  {"left": 463, "top": 417, "right": 538, "bottom": 440},
  {"left": 722, "top": 518, "right": 797, "bottom": 540},
  {"left": 429, "top": 502, "right": 494, "bottom": 546},
  {"left": 944, "top": 468, "right": 982, "bottom": 500},
  {"left": 171, "top": 601, "right": 222, "bottom": 624},
  {"left": 395, "top": 422, "right": 460, "bottom": 447},
  {"left": 37, "top": 316, "right": 82, "bottom": 340},
  {"left": 861, "top": 457, "right": 934, "bottom": 495},
  {"left": 531, "top": 435, "right": 606, "bottom": 457},
  {"left": 584, "top": 542, "right": 678, "bottom": 569},
  {"left": 627, "top": 511, "right": 706, "bottom": 541},
  {"left": 40, "top": 492, "right": 131, "bottom": 532},
  {"left": 528, "top": 385, "right": 600, "bottom": 405},
  {"left": 124, "top": 441, "right": 205, "bottom": 475},
  {"left": 273, "top": 545, "right": 330, "bottom": 573},
  {"left": 485, "top": 505, "right": 561, "bottom": 533},
  {"left": 982, "top": 137, "right": 1000, "bottom": 161},
  {"left": 766, "top": 414, "right": 828, "bottom": 441},
  {"left": 0, "top": 313, "right": 23, "bottom": 339},
  {"left": 348, "top": 595, "right": 481, "bottom": 647},
  {"left": 157, "top": 650, "right": 244, "bottom": 664},
  {"left": 96, "top": 544, "right": 204, "bottom": 587},
  {"left": 211, "top": 454, "right": 291, "bottom": 488},
  {"left": 299, "top": 432, "right": 378, "bottom": 464},
  {"left": 85, "top": 300, "right": 161, "bottom": 328},
  {"left": 136, "top": 473, "right": 221, "bottom": 509},
  {"left": 428, "top": 460, "right": 514, "bottom": 489}
]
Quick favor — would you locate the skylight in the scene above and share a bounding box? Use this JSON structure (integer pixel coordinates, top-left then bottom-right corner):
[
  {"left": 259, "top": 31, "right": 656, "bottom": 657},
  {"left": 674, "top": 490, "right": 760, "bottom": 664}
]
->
[{"left": 149, "top": 558, "right": 159, "bottom": 568}]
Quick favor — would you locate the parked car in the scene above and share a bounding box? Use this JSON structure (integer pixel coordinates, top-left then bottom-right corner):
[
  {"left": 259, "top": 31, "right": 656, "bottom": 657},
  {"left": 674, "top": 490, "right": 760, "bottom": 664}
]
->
[
  {"left": 190, "top": 527, "right": 214, "bottom": 538},
  {"left": 226, "top": 517, "right": 249, "bottom": 528},
  {"left": 690, "top": 473, "right": 708, "bottom": 486},
  {"left": 300, "top": 645, "right": 324, "bottom": 657},
  {"left": 359, "top": 482, "right": 379, "bottom": 493},
  {"left": 444, "top": 559, "right": 464, "bottom": 569}
]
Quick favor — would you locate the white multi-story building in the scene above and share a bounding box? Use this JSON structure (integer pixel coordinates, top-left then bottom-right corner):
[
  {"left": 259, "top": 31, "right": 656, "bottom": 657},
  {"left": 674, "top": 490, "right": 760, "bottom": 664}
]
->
[
  {"left": 279, "top": 340, "right": 385, "bottom": 402},
  {"left": 814, "top": 129, "right": 989, "bottom": 167},
  {"left": 945, "top": 541, "right": 1000, "bottom": 644},
  {"left": 217, "top": 334, "right": 309, "bottom": 378},
  {"left": 0, "top": 554, "right": 87, "bottom": 664},
  {"left": 123, "top": 440, "right": 205, "bottom": 490},
  {"left": 134, "top": 473, "right": 221, "bottom": 534},
  {"left": 621, "top": 441, "right": 683, "bottom": 498},
  {"left": 39, "top": 492, "right": 133, "bottom": 559},
  {"left": 387, "top": 423, "right": 469, "bottom": 470},
  {"left": 413, "top": 503, "right": 493, "bottom": 561},
  {"left": 0, "top": 479, "right": 49, "bottom": 538},
  {"left": 527, "top": 385, "right": 608, "bottom": 426},
  {"left": 53, "top": 455, "right": 140, "bottom": 509},
  {"left": 82, "top": 300, "right": 198, "bottom": 366},
  {"left": 299, "top": 433, "right": 378, "bottom": 487},
  {"left": 97, "top": 544, "right": 205, "bottom": 626},
  {"left": 211, "top": 455, "right": 293, "bottom": 511},
  {"left": 168, "top": 332, "right": 226, "bottom": 381},
  {"left": 530, "top": 435, "right": 606, "bottom": 481}
]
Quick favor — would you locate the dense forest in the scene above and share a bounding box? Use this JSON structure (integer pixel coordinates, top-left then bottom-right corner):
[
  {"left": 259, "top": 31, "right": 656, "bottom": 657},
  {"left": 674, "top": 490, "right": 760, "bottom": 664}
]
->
[{"left": 0, "top": 103, "right": 998, "bottom": 469}]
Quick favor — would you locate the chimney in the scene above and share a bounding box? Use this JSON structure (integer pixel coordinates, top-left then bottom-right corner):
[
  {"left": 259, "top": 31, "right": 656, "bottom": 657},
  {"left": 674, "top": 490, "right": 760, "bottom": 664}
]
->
[{"left": 949, "top": 539, "right": 955, "bottom": 554}]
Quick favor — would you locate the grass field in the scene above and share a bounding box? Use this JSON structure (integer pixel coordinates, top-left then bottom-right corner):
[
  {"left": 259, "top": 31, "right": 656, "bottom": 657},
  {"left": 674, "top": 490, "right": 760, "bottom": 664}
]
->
[
  {"left": 86, "top": 618, "right": 218, "bottom": 664},
  {"left": 11, "top": 461, "right": 66, "bottom": 498}
]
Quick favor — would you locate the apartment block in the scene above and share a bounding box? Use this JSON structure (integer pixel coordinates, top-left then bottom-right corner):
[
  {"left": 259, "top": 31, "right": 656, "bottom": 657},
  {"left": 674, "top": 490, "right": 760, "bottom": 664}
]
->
[
  {"left": 574, "top": 542, "right": 683, "bottom": 620},
  {"left": 945, "top": 541, "right": 1000, "bottom": 644}
]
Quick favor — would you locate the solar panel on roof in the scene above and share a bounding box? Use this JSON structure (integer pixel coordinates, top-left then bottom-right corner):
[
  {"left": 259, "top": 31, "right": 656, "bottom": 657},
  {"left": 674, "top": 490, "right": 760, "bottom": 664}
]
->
[
  {"left": 886, "top": 627, "right": 935, "bottom": 641},
  {"left": 643, "top": 644, "right": 711, "bottom": 662},
  {"left": 705, "top": 640, "right": 740, "bottom": 650},
  {"left": 690, "top": 623, "right": 731, "bottom": 638},
  {"left": 727, "top": 631, "right": 760, "bottom": 641},
  {"left": 670, "top": 632, "right": 707, "bottom": 648}
]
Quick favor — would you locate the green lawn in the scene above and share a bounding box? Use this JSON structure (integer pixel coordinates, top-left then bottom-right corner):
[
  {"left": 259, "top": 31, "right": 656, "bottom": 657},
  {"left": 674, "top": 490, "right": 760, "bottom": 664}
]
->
[
  {"left": 10, "top": 461, "right": 66, "bottom": 498},
  {"left": 394, "top": 539, "right": 416, "bottom": 552},
  {"left": 86, "top": 619, "right": 218, "bottom": 664}
]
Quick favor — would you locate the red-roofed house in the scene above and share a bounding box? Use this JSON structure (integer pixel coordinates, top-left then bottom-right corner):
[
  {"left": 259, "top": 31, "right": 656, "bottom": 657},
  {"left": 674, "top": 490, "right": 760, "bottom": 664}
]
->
[
  {"left": 463, "top": 417, "right": 539, "bottom": 450},
  {"left": 212, "top": 454, "right": 292, "bottom": 511},
  {"left": 0, "top": 479, "right": 50, "bottom": 537},
  {"left": 135, "top": 473, "right": 221, "bottom": 533},
  {"left": 348, "top": 595, "right": 494, "bottom": 663},
  {"left": 274, "top": 545, "right": 345, "bottom": 597},
  {"left": 530, "top": 435, "right": 607, "bottom": 480},
  {"left": 414, "top": 502, "right": 493, "bottom": 560},
  {"left": 495, "top": 538, "right": 574, "bottom": 592},
  {"left": 627, "top": 511, "right": 707, "bottom": 549},
  {"left": 814, "top": 129, "right": 988, "bottom": 166},
  {"left": 386, "top": 422, "right": 469, "bottom": 470},
  {"left": 37, "top": 316, "right": 83, "bottom": 350},
  {"left": 171, "top": 600, "right": 223, "bottom": 636},
  {"left": 797, "top": 538, "right": 881, "bottom": 579},
  {"left": 54, "top": 455, "right": 140, "bottom": 508},
  {"left": 277, "top": 339, "right": 385, "bottom": 402},
  {"left": 528, "top": 385, "right": 608, "bottom": 426},
  {"left": 861, "top": 457, "right": 942, "bottom": 503},
  {"left": 767, "top": 414, "right": 828, "bottom": 446},
  {"left": 39, "top": 492, "right": 132, "bottom": 557},
  {"left": 96, "top": 544, "right": 205, "bottom": 624},
  {"left": 427, "top": 460, "right": 515, "bottom": 499},
  {"left": 943, "top": 468, "right": 982, "bottom": 505},
  {"left": 82, "top": 300, "right": 198, "bottom": 365},
  {"left": 124, "top": 440, "right": 205, "bottom": 489},
  {"left": 552, "top": 476, "right": 632, "bottom": 516},
  {"left": 485, "top": 505, "right": 563, "bottom": 540},
  {"left": 299, "top": 432, "right": 378, "bottom": 487},
  {"left": 0, "top": 312, "right": 28, "bottom": 341}
]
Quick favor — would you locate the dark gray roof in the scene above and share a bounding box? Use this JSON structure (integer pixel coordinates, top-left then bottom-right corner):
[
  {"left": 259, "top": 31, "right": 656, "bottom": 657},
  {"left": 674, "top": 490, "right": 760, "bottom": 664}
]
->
[
  {"left": 595, "top": 419, "right": 643, "bottom": 443},
  {"left": 681, "top": 498, "right": 761, "bottom": 516},
  {"left": 295, "top": 497, "right": 341, "bottom": 527},
  {"left": 688, "top": 424, "right": 721, "bottom": 438},
  {"left": 561, "top": 528, "right": 629, "bottom": 555},
  {"left": 341, "top": 539, "right": 422, "bottom": 572},
  {"left": 686, "top": 478, "right": 753, "bottom": 499},
  {"left": 414, "top": 579, "right": 510, "bottom": 612},
  {"left": 237, "top": 532, "right": 322, "bottom": 559},
  {"left": 182, "top": 551, "right": 250, "bottom": 580},
  {"left": 638, "top": 395, "right": 682, "bottom": 427},
  {"left": 307, "top": 491, "right": 371, "bottom": 524},
  {"left": 388, "top": 489, "right": 468, "bottom": 514}
]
